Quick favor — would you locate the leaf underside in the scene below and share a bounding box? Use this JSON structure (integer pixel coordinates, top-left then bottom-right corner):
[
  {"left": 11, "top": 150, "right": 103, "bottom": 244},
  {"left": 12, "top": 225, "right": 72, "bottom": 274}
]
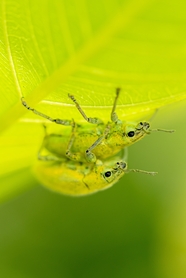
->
[{"left": 0, "top": 0, "right": 186, "bottom": 201}]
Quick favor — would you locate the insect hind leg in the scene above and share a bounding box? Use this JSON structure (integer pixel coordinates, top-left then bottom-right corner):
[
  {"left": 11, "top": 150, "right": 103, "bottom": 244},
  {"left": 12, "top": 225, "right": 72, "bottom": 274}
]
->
[
  {"left": 21, "top": 97, "right": 72, "bottom": 126},
  {"left": 37, "top": 126, "right": 63, "bottom": 161},
  {"left": 65, "top": 120, "right": 82, "bottom": 162}
]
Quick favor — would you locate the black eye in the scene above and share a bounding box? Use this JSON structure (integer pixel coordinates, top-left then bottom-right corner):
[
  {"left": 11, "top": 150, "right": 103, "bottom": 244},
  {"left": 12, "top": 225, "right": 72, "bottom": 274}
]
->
[
  {"left": 140, "top": 122, "right": 143, "bottom": 125},
  {"left": 104, "top": 171, "right": 112, "bottom": 177},
  {"left": 127, "top": 131, "right": 135, "bottom": 137}
]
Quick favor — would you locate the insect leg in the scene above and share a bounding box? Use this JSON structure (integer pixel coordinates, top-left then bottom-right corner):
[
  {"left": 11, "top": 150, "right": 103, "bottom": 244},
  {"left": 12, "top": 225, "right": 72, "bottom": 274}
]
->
[
  {"left": 68, "top": 94, "right": 103, "bottom": 124},
  {"left": 21, "top": 97, "right": 72, "bottom": 126},
  {"left": 85, "top": 123, "right": 111, "bottom": 163},
  {"left": 37, "top": 125, "right": 64, "bottom": 161},
  {"left": 38, "top": 150, "right": 63, "bottom": 161},
  {"left": 65, "top": 120, "right": 82, "bottom": 161},
  {"left": 120, "top": 147, "right": 128, "bottom": 162},
  {"left": 111, "top": 88, "right": 121, "bottom": 123}
]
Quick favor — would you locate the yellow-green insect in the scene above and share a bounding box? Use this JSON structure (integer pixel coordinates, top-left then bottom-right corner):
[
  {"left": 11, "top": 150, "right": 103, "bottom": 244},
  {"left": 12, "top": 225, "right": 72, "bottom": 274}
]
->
[
  {"left": 22, "top": 88, "right": 173, "bottom": 164},
  {"left": 34, "top": 153, "right": 126, "bottom": 196},
  {"left": 21, "top": 89, "right": 173, "bottom": 195},
  {"left": 33, "top": 150, "right": 156, "bottom": 196}
]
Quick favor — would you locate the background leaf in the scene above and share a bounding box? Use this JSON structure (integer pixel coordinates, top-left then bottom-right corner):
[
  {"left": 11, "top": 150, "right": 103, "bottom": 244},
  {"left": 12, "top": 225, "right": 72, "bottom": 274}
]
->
[
  {"left": 1, "top": 0, "right": 186, "bottom": 200},
  {"left": 1, "top": 0, "right": 186, "bottom": 277}
]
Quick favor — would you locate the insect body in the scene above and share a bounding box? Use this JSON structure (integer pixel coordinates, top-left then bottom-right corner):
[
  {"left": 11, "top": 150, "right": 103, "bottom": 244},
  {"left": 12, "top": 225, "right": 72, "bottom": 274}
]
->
[
  {"left": 21, "top": 89, "right": 163, "bottom": 195},
  {"left": 22, "top": 88, "right": 173, "bottom": 164},
  {"left": 33, "top": 153, "right": 128, "bottom": 196},
  {"left": 33, "top": 149, "right": 156, "bottom": 196},
  {"left": 39, "top": 121, "right": 150, "bottom": 163}
]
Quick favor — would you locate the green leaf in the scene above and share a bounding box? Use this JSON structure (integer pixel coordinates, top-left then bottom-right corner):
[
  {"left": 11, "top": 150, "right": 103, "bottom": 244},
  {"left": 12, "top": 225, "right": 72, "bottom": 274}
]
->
[{"left": 0, "top": 0, "right": 186, "bottom": 201}]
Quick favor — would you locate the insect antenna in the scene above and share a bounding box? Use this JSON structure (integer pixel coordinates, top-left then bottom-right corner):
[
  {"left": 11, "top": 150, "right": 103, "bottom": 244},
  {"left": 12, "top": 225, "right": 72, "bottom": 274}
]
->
[
  {"left": 127, "top": 168, "right": 158, "bottom": 176},
  {"left": 149, "top": 128, "right": 174, "bottom": 133}
]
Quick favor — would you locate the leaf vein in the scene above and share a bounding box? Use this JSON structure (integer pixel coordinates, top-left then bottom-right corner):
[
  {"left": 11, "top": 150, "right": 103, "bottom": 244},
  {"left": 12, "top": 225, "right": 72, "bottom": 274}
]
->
[{"left": 2, "top": 0, "right": 22, "bottom": 98}]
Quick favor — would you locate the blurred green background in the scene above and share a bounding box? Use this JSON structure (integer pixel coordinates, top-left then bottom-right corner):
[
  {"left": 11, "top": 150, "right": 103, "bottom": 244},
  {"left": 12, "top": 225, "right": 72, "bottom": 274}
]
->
[{"left": 0, "top": 101, "right": 186, "bottom": 278}]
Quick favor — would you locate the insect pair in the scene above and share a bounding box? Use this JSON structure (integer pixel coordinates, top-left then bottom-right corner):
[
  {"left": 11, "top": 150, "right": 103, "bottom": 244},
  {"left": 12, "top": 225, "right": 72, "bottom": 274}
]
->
[{"left": 22, "top": 88, "right": 173, "bottom": 196}]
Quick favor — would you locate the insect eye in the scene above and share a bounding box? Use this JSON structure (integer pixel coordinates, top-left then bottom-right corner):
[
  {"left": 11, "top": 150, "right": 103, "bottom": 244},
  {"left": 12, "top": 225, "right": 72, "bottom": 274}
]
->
[
  {"left": 140, "top": 122, "right": 143, "bottom": 126},
  {"left": 104, "top": 171, "right": 112, "bottom": 177},
  {"left": 122, "top": 162, "right": 127, "bottom": 169},
  {"left": 127, "top": 131, "right": 135, "bottom": 137}
]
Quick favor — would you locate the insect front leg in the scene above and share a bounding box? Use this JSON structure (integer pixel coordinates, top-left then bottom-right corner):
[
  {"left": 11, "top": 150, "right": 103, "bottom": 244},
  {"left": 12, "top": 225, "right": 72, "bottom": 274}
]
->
[
  {"left": 21, "top": 97, "right": 72, "bottom": 126},
  {"left": 120, "top": 147, "right": 128, "bottom": 162},
  {"left": 111, "top": 88, "right": 121, "bottom": 124}
]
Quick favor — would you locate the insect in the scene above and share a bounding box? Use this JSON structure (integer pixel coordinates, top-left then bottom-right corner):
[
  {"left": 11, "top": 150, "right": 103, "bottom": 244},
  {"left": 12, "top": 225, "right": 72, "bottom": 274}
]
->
[
  {"left": 21, "top": 88, "right": 174, "bottom": 164},
  {"left": 33, "top": 149, "right": 156, "bottom": 196},
  {"left": 21, "top": 89, "right": 163, "bottom": 195}
]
